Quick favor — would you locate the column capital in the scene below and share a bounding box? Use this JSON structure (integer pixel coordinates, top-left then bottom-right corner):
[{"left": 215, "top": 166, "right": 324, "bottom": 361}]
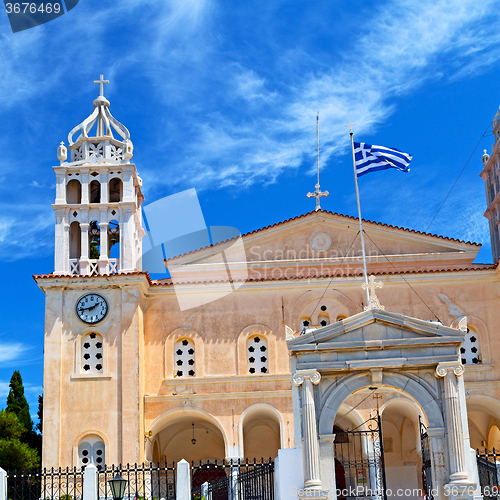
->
[
  {"left": 293, "top": 370, "right": 321, "bottom": 387},
  {"left": 435, "top": 362, "right": 464, "bottom": 378},
  {"left": 80, "top": 223, "right": 90, "bottom": 231}
]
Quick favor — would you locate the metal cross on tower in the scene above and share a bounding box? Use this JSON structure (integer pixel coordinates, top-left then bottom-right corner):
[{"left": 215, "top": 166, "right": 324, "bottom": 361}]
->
[
  {"left": 94, "top": 74, "right": 109, "bottom": 97},
  {"left": 307, "top": 113, "right": 329, "bottom": 211}
]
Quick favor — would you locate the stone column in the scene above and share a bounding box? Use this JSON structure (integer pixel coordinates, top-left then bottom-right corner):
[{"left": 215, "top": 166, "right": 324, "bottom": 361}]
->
[
  {"left": 293, "top": 371, "right": 323, "bottom": 490},
  {"left": 54, "top": 213, "right": 66, "bottom": 274},
  {"left": 80, "top": 223, "right": 90, "bottom": 275},
  {"left": 435, "top": 362, "right": 468, "bottom": 483}
]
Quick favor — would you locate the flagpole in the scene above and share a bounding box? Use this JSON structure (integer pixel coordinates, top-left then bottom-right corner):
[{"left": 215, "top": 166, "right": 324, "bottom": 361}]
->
[{"left": 348, "top": 126, "right": 370, "bottom": 304}]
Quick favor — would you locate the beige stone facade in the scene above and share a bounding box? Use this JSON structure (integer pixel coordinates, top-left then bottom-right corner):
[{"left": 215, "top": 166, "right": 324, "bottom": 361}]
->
[{"left": 34, "top": 89, "right": 500, "bottom": 497}]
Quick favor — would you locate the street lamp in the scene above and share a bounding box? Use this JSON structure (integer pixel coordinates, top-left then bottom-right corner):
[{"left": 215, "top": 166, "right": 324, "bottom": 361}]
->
[{"left": 109, "top": 474, "right": 127, "bottom": 500}]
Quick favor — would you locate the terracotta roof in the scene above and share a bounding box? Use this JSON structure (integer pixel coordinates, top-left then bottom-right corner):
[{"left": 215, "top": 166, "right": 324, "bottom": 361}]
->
[
  {"left": 33, "top": 271, "right": 153, "bottom": 285},
  {"left": 167, "top": 209, "right": 481, "bottom": 261},
  {"left": 151, "top": 264, "right": 497, "bottom": 287},
  {"left": 32, "top": 263, "right": 497, "bottom": 288}
]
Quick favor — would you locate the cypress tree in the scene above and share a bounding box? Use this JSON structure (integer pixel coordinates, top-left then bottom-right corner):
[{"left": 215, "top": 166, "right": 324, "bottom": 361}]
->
[{"left": 6, "top": 371, "right": 33, "bottom": 434}]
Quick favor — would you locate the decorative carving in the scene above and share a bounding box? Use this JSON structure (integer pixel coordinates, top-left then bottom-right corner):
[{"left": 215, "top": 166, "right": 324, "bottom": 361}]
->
[
  {"left": 310, "top": 371, "right": 321, "bottom": 385},
  {"left": 293, "top": 373, "right": 305, "bottom": 386},
  {"left": 57, "top": 141, "right": 67, "bottom": 162},
  {"left": 285, "top": 325, "right": 295, "bottom": 340},
  {"left": 435, "top": 363, "right": 464, "bottom": 378},
  {"left": 311, "top": 232, "right": 331, "bottom": 252},
  {"left": 363, "top": 275, "right": 385, "bottom": 311},
  {"left": 458, "top": 316, "right": 468, "bottom": 332}
]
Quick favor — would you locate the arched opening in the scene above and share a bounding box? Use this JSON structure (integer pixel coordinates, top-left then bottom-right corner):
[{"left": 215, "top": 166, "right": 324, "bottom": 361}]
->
[
  {"left": 147, "top": 410, "right": 226, "bottom": 465},
  {"left": 109, "top": 178, "right": 123, "bottom": 202},
  {"left": 90, "top": 180, "right": 101, "bottom": 203},
  {"left": 320, "top": 375, "right": 438, "bottom": 500},
  {"left": 467, "top": 397, "right": 500, "bottom": 450},
  {"left": 89, "top": 221, "right": 100, "bottom": 260},
  {"left": 108, "top": 220, "right": 120, "bottom": 259},
  {"left": 78, "top": 434, "right": 105, "bottom": 469},
  {"left": 241, "top": 404, "right": 281, "bottom": 460},
  {"left": 380, "top": 399, "right": 422, "bottom": 499},
  {"left": 67, "top": 179, "right": 82, "bottom": 204},
  {"left": 69, "top": 221, "right": 81, "bottom": 259}
]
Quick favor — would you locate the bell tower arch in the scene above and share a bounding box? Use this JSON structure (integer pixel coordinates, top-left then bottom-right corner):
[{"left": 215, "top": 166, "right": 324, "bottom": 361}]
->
[{"left": 53, "top": 75, "right": 145, "bottom": 275}]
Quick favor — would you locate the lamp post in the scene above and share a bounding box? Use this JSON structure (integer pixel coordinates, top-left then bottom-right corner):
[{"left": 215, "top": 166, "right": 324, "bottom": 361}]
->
[{"left": 109, "top": 473, "right": 127, "bottom": 500}]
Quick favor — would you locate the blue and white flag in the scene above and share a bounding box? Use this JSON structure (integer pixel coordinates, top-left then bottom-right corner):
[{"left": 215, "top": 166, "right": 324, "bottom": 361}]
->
[{"left": 354, "top": 142, "right": 412, "bottom": 177}]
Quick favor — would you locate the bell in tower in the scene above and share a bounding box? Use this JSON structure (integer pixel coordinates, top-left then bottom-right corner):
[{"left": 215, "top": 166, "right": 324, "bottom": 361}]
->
[{"left": 52, "top": 76, "right": 145, "bottom": 276}]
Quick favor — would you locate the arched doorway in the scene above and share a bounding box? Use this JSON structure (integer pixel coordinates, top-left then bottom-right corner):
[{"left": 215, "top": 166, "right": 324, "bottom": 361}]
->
[
  {"left": 146, "top": 409, "right": 227, "bottom": 465},
  {"left": 240, "top": 404, "right": 282, "bottom": 460}
]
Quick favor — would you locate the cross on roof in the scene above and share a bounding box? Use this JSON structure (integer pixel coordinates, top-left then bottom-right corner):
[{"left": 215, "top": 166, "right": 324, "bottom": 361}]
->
[
  {"left": 362, "top": 275, "right": 385, "bottom": 311},
  {"left": 307, "top": 184, "right": 329, "bottom": 211},
  {"left": 94, "top": 75, "right": 109, "bottom": 97}
]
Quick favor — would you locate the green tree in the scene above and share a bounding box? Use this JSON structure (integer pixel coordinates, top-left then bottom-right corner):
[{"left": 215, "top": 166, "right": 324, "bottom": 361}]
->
[
  {"left": 0, "top": 411, "right": 39, "bottom": 470},
  {"left": 6, "top": 371, "right": 33, "bottom": 433},
  {"left": 36, "top": 394, "right": 43, "bottom": 434}
]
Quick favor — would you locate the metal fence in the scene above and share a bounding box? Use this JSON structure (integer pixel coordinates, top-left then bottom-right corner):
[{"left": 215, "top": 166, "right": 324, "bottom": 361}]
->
[
  {"left": 477, "top": 448, "right": 500, "bottom": 499},
  {"left": 7, "top": 467, "right": 84, "bottom": 500},
  {"left": 98, "top": 462, "right": 177, "bottom": 500},
  {"left": 191, "top": 459, "right": 274, "bottom": 500}
]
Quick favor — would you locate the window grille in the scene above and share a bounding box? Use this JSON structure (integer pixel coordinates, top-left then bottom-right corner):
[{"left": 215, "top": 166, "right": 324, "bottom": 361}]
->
[
  {"left": 82, "top": 333, "right": 103, "bottom": 373},
  {"left": 247, "top": 336, "right": 268, "bottom": 374},
  {"left": 174, "top": 338, "right": 195, "bottom": 377},
  {"left": 461, "top": 328, "right": 481, "bottom": 365}
]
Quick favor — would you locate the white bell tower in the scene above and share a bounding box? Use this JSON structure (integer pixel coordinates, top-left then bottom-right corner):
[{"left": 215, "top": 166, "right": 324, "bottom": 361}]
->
[
  {"left": 53, "top": 75, "right": 145, "bottom": 275},
  {"left": 480, "top": 106, "right": 500, "bottom": 264}
]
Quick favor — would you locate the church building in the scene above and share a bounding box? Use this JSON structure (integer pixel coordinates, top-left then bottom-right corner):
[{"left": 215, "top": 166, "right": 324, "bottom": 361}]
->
[{"left": 34, "top": 79, "right": 500, "bottom": 500}]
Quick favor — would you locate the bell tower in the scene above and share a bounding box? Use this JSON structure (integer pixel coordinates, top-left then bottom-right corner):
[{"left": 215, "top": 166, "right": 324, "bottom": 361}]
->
[
  {"left": 481, "top": 107, "right": 500, "bottom": 263},
  {"left": 53, "top": 76, "right": 144, "bottom": 275}
]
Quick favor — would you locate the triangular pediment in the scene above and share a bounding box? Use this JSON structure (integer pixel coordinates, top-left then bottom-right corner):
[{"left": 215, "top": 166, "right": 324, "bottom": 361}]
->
[
  {"left": 164, "top": 210, "right": 483, "bottom": 283},
  {"left": 288, "top": 309, "right": 464, "bottom": 372}
]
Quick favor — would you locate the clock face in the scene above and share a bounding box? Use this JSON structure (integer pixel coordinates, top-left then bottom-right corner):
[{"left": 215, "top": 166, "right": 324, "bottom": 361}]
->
[{"left": 76, "top": 294, "right": 108, "bottom": 324}]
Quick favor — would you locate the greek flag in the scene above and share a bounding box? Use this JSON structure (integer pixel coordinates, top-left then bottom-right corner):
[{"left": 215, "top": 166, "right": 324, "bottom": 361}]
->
[{"left": 354, "top": 142, "right": 412, "bottom": 177}]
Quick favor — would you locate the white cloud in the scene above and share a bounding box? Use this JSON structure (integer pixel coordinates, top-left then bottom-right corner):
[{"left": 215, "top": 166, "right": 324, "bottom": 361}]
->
[{"left": 0, "top": 341, "right": 30, "bottom": 363}]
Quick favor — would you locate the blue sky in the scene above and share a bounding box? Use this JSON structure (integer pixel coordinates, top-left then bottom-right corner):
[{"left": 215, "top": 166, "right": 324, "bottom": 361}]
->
[{"left": 1, "top": 0, "right": 500, "bottom": 419}]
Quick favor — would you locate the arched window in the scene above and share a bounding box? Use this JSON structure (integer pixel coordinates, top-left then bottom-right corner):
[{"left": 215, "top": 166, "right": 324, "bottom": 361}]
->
[
  {"left": 78, "top": 435, "right": 105, "bottom": 469},
  {"left": 89, "top": 221, "right": 100, "bottom": 261},
  {"left": 300, "top": 317, "right": 311, "bottom": 332},
  {"left": 67, "top": 179, "right": 82, "bottom": 204},
  {"left": 81, "top": 333, "right": 104, "bottom": 374},
  {"left": 318, "top": 312, "right": 330, "bottom": 327},
  {"left": 69, "top": 221, "right": 81, "bottom": 259},
  {"left": 90, "top": 180, "right": 101, "bottom": 203},
  {"left": 174, "top": 338, "right": 195, "bottom": 377},
  {"left": 108, "top": 220, "right": 120, "bottom": 259},
  {"left": 461, "top": 327, "right": 482, "bottom": 365},
  {"left": 247, "top": 335, "right": 268, "bottom": 374},
  {"left": 109, "top": 178, "right": 123, "bottom": 202}
]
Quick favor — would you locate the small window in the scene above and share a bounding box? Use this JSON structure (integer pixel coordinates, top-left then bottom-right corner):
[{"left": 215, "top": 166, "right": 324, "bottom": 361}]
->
[
  {"left": 81, "top": 333, "right": 104, "bottom": 373},
  {"left": 461, "top": 328, "right": 482, "bottom": 365},
  {"left": 318, "top": 313, "right": 330, "bottom": 328},
  {"left": 300, "top": 317, "right": 311, "bottom": 332},
  {"left": 78, "top": 435, "right": 105, "bottom": 469},
  {"left": 247, "top": 336, "right": 269, "bottom": 375},
  {"left": 174, "top": 338, "right": 195, "bottom": 377}
]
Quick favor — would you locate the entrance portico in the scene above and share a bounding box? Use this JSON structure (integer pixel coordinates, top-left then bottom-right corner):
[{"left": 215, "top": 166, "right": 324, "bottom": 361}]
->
[{"left": 288, "top": 308, "right": 481, "bottom": 500}]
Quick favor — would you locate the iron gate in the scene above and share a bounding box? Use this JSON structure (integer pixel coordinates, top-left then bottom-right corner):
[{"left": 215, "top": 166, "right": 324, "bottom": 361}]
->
[
  {"left": 419, "top": 416, "right": 434, "bottom": 500},
  {"left": 333, "top": 414, "right": 387, "bottom": 500},
  {"left": 476, "top": 448, "right": 500, "bottom": 499}
]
